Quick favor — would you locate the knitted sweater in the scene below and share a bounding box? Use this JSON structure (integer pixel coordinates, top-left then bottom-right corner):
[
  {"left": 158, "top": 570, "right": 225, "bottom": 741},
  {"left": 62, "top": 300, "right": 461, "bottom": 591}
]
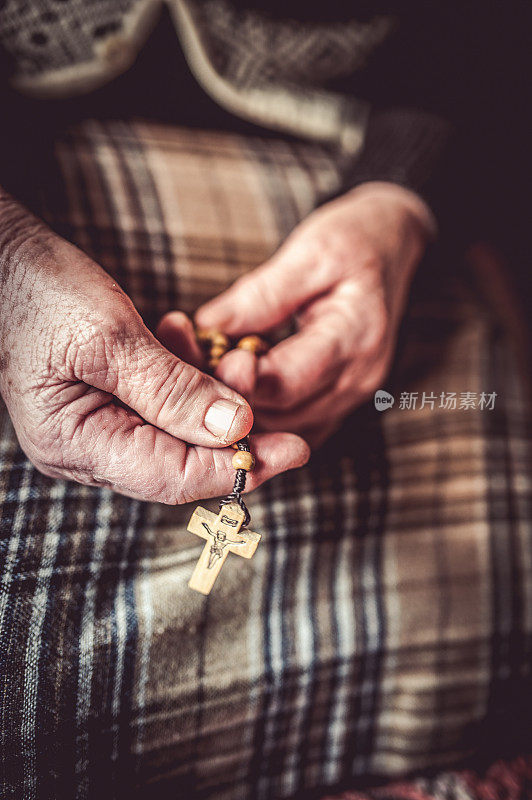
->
[{"left": 0, "top": 1, "right": 519, "bottom": 234}]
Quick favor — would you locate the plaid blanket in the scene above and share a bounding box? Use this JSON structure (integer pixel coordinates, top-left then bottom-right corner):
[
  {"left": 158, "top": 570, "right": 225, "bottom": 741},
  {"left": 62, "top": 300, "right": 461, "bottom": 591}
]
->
[
  {"left": 322, "top": 753, "right": 532, "bottom": 800},
  {"left": 0, "top": 120, "right": 531, "bottom": 799}
]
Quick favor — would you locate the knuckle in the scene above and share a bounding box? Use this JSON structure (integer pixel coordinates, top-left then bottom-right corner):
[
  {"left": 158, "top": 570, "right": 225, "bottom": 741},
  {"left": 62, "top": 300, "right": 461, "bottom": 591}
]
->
[
  {"left": 96, "top": 313, "right": 136, "bottom": 348},
  {"left": 65, "top": 323, "right": 112, "bottom": 385},
  {"left": 357, "top": 298, "right": 389, "bottom": 355},
  {"left": 177, "top": 447, "right": 232, "bottom": 505},
  {"left": 150, "top": 360, "right": 206, "bottom": 426},
  {"left": 66, "top": 313, "right": 145, "bottom": 389}
]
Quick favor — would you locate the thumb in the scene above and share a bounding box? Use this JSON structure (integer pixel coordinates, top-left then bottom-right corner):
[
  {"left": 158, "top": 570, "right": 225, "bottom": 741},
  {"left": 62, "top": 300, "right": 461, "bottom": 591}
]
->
[
  {"left": 73, "top": 316, "right": 253, "bottom": 447},
  {"left": 195, "top": 244, "right": 329, "bottom": 335}
]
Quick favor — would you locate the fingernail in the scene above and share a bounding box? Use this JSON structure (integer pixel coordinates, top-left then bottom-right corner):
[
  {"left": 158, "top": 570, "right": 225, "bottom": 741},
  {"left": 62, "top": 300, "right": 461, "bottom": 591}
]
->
[{"left": 204, "top": 399, "right": 240, "bottom": 439}]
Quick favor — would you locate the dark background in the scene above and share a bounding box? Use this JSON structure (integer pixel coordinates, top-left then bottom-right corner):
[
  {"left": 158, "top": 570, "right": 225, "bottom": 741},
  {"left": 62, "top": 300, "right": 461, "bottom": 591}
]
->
[{"left": 0, "top": 3, "right": 529, "bottom": 320}]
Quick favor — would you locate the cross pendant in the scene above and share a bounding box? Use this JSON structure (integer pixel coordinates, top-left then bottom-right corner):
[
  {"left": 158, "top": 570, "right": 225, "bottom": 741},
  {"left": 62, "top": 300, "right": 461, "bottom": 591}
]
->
[{"left": 186, "top": 501, "right": 261, "bottom": 594}]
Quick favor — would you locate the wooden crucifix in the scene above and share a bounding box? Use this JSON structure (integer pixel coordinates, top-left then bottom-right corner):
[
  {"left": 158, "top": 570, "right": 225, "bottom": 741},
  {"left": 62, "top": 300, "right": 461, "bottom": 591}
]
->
[{"left": 187, "top": 501, "right": 261, "bottom": 594}]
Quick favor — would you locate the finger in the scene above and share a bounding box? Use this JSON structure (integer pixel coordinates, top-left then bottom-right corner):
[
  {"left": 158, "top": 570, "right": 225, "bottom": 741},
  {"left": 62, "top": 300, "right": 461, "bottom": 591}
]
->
[
  {"left": 255, "top": 402, "right": 339, "bottom": 437},
  {"left": 253, "top": 318, "right": 350, "bottom": 410},
  {"left": 63, "top": 400, "right": 309, "bottom": 504},
  {"left": 155, "top": 311, "right": 205, "bottom": 368},
  {"left": 254, "top": 282, "right": 387, "bottom": 410},
  {"left": 183, "top": 431, "right": 310, "bottom": 500},
  {"left": 254, "top": 349, "right": 388, "bottom": 436},
  {"left": 254, "top": 377, "right": 362, "bottom": 434},
  {"left": 195, "top": 244, "right": 337, "bottom": 335},
  {"left": 72, "top": 314, "right": 253, "bottom": 447},
  {"left": 254, "top": 325, "right": 391, "bottom": 433},
  {"left": 296, "top": 421, "right": 342, "bottom": 450},
  {"left": 214, "top": 348, "right": 258, "bottom": 400}
]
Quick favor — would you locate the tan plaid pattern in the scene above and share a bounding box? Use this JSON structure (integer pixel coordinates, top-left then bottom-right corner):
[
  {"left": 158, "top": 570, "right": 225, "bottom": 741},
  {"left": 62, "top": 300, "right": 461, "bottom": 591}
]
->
[{"left": 0, "top": 120, "right": 530, "bottom": 799}]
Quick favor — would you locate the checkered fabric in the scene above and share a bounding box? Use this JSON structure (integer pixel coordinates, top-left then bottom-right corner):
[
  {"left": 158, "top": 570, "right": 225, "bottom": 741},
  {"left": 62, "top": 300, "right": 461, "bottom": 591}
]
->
[
  {"left": 322, "top": 753, "right": 532, "bottom": 800},
  {"left": 0, "top": 120, "right": 531, "bottom": 800},
  {"left": 0, "top": 0, "right": 375, "bottom": 148}
]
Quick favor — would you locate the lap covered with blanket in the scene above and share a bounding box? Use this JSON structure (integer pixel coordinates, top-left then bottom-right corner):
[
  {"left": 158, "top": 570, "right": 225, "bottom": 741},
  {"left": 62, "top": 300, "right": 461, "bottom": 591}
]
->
[{"left": 0, "top": 120, "right": 531, "bottom": 800}]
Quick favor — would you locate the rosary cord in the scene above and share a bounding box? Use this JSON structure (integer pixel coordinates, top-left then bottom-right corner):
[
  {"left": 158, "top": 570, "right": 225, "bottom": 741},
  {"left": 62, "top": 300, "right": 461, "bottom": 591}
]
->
[
  {"left": 196, "top": 328, "right": 264, "bottom": 531},
  {"left": 219, "top": 436, "right": 251, "bottom": 527}
]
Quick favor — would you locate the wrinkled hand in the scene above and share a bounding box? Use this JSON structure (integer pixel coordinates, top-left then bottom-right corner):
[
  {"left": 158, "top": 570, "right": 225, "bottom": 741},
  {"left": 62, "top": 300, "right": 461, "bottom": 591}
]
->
[
  {"left": 0, "top": 196, "right": 309, "bottom": 503},
  {"left": 195, "top": 182, "right": 434, "bottom": 446}
]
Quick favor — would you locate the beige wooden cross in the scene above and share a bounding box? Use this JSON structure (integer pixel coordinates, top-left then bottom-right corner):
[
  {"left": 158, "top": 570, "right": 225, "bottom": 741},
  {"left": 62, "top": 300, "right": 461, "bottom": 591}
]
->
[{"left": 187, "top": 501, "right": 261, "bottom": 594}]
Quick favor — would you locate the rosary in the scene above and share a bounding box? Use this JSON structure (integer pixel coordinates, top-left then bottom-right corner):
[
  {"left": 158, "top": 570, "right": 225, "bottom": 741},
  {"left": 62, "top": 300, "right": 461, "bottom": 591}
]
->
[{"left": 186, "top": 330, "right": 268, "bottom": 595}]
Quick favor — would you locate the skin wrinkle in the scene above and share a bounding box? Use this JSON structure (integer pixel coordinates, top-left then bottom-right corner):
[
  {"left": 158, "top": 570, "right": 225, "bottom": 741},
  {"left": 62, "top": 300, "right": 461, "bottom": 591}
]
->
[
  {"left": 140, "top": 356, "right": 191, "bottom": 427},
  {"left": 2, "top": 178, "right": 429, "bottom": 494},
  {"left": 66, "top": 323, "right": 124, "bottom": 390},
  {"left": 197, "top": 182, "right": 429, "bottom": 447},
  {"left": 58, "top": 408, "right": 161, "bottom": 498},
  {"left": 258, "top": 309, "right": 391, "bottom": 430},
  {"left": 180, "top": 445, "right": 234, "bottom": 505},
  {"left": 2, "top": 246, "right": 71, "bottom": 394},
  {"left": 21, "top": 409, "right": 64, "bottom": 463},
  {"left": 0, "top": 188, "right": 308, "bottom": 503},
  {"left": 1, "top": 262, "right": 33, "bottom": 333},
  {"left": 0, "top": 222, "right": 51, "bottom": 279},
  {"left": 36, "top": 457, "right": 116, "bottom": 490}
]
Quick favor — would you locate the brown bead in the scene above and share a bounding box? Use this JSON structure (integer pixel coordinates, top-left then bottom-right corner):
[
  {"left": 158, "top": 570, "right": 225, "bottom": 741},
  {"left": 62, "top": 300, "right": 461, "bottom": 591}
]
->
[
  {"left": 196, "top": 328, "right": 214, "bottom": 342},
  {"left": 211, "top": 331, "right": 230, "bottom": 348},
  {"left": 232, "top": 450, "right": 255, "bottom": 471},
  {"left": 209, "top": 343, "right": 229, "bottom": 359},
  {"left": 196, "top": 328, "right": 229, "bottom": 349},
  {"left": 208, "top": 357, "right": 221, "bottom": 371},
  {"left": 236, "top": 335, "right": 268, "bottom": 355}
]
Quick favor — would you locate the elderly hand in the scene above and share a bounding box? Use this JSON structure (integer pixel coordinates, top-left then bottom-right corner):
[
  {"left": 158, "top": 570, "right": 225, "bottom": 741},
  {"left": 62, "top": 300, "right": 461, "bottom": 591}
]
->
[
  {"left": 195, "top": 182, "right": 434, "bottom": 447},
  {"left": 0, "top": 195, "right": 309, "bottom": 503}
]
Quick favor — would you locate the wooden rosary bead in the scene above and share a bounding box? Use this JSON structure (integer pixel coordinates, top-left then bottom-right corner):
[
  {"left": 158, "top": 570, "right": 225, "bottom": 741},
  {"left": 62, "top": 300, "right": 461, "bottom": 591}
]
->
[
  {"left": 197, "top": 328, "right": 230, "bottom": 373},
  {"left": 209, "top": 343, "right": 228, "bottom": 359},
  {"left": 188, "top": 321, "right": 262, "bottom": 594},
  {"left": 236, "top": 335, "right": 268, "bottom": 355},
  {"left": 196, "top": 328, "right": 213, "bottom": 344},
  {"left": 196, "top": 328, "right": 229, "bottom": 349},
  {"left": 232, "top": 450, "right": 255, "bottom": 471},
  {"left": 211, "top": 331, "right": 230, "bottom": 349}
]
